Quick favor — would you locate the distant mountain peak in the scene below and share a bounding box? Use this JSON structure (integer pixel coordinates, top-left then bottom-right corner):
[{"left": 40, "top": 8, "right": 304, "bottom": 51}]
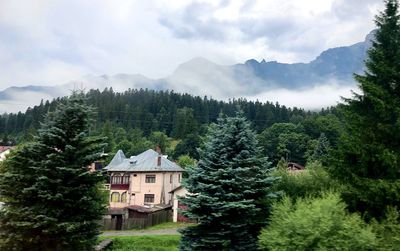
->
[{"left": 0, "top": 30, "right": 374, "bottom": 112}]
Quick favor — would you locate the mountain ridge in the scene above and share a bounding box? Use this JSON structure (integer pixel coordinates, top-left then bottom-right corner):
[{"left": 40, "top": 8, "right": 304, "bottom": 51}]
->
[{"left": 0, "top": 31, "right": 374, "bottom": 113}]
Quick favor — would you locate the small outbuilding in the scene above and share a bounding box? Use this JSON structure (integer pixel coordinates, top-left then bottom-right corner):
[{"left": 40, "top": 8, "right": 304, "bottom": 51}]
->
[
  {"left": 169, "top": 186, "right": 194, "bottom": 223},
  {"left": 287, "top": 162, "right": 305, "bottom": 172}
]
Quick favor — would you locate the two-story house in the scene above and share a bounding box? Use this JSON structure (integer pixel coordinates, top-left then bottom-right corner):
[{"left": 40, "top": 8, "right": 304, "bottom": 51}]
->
[{"left": 104, "top": 149, "right": 183, "bottom": 208}]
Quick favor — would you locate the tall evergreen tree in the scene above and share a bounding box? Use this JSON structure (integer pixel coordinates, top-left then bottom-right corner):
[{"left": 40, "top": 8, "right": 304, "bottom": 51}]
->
[
  {"left": 0, "top": 92, "right": 106, "bottom": 250},
  {"left": 309, "top": 133, "right": 331, "bottom": 165},
  {"left": 179, "top": 112, "right": 277, "bottom": 250},
  {"left": 332, "top": 0, "right": 400, "bottom": 220}
]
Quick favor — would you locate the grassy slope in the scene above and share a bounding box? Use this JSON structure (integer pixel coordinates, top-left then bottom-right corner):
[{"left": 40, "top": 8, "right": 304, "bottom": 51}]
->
[
  {"left": 144, "top": 222, "right": 195, "bottom": 230},
  {"left": 105, "top": 235, "right": 180, "bottom": 251}
]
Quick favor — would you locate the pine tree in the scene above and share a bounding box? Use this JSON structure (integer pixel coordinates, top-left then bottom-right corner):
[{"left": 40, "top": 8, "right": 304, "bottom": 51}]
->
[
  {"left": 0, "top": 92, "right": 106, "bottom": 250},
  {"left": 309, "top": 133, "right": 331, "bottom": 164},
  {"left": 333, "top": 0, "right": 400, "bottom": 220},
  {"left": 179, "top": 112, "right": 277, "bottom": 251}
]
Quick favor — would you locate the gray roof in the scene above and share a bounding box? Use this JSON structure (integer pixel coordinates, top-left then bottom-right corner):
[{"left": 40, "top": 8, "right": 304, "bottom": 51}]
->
[{"left": 104, "top": 149, "right": 183, "bottom": 172}]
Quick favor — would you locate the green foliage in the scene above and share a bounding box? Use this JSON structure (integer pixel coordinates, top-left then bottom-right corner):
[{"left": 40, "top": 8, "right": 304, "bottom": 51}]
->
[
  {"left": 302, "top": 114, "right": 343, "bottom": 147},
  {"left": 258, "top": 193, "right": 378, "bottom": 251},
  {"left": 149, "top": 131, "right": 171, "bottom": 153},
  {"left": 0, "top": 92, "right": 107, "bottom": 251},
  {"left": 105, "top": 235, "right": 180, "bottom": 251},
  {"left": 179, "top": 112, "right": 277, "bottom": 251},
  {"left": 0, "top": 88, "right": 329, "bottom": 143},
  {"left": 107, "top": 128, "right": 170, "bottom": 158},
  {"left": 172, "top": 108, "right": 198, "bottom": 139},
  {"left": 272, "top": 162, "right": 340, "bottom": 200},
  {"left": 308, "top": 133, "right": 331, "bottom": 164},
  {"left": 172, "top": 133, "right": 201, "bottom": 160},
  {"left": 332, "top": 0, "right": 400, "bottom": 220},
  {"left": 176, "top": 155, "right": 196, "bottom": 179},
  {"left": 371, "top": 207, "right": 400, "bottom": 250},
  {"left": 176, "top": 155, "right": 196, "bottom": 169},
  {"left": 258, "top": 123, "right": 312, "bottom": 165}
]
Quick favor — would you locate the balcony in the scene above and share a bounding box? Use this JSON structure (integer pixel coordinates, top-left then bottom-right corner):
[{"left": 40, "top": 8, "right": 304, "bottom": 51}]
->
[
  {"left": 110, "top": 174, "right": 130, "bottom": 190},
  {"left": 111, "top": 184, "right": 130, "bottom": 190}
]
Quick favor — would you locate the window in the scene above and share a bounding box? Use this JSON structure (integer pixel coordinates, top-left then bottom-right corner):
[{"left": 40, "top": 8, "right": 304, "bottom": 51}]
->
[
  {"left": 122, "top": 174, "right": 130, "bottom": 184},
  {"left": 170, "top": 174, "right": 173, "bottom": 183},
  {"left": 111, "top": 174, "right": 122, "bottom": 184},
  {"left": 145, "top": 174, "right": 156, "bottom": 183},
  {"left": 111, "top": 192, "right": 120, "bottom": 202},
  {"left": 94, "top": 162, "right": 103, "bottom": 170},
  {"left": 121, "top": 192, "right": 127, "bottom": 203},
  {"left": 178, "top": 174, "right": 181, "bottom": 183},
  {"left": 144, "top": 194, "right": 155, "bottom": 203}
]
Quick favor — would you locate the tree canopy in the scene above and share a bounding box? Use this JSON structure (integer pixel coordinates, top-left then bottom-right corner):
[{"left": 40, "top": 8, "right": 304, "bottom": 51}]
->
[
  {"left": 332, "top": 0, "right": 400, "bottom": 220},
  {"left": 0, "top": 92, "right": 107, "bottom": 250},
  {"left": 179, "top": 112, "right": 277, "bottom": 250}
]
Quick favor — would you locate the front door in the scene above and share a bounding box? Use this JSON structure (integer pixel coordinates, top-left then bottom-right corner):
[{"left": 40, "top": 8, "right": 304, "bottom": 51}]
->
[
  {"left": 116, "top": 215, "right": 123, "bottom": 230},
  {"left": 112, "top": 215, "right": 123, "bottom": 230}
]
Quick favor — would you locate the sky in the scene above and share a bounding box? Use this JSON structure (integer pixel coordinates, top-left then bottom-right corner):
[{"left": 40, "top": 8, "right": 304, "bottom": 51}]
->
[{"left": 0, "top": 0, "right": 383, "bottom": 110}]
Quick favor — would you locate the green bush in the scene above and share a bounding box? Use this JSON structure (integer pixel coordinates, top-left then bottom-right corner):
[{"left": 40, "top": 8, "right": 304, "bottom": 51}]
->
[
  {"left": 272, "top": 161, "right": 341, "bottom": 200},
  {"left": 371, "top": 207, "right": 400, "bottom": 250},
  {"left": 258, "top": 193, "right": 377, "bottom": 251}
]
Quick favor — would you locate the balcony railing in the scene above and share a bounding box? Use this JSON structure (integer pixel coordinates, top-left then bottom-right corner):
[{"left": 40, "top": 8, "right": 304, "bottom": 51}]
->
[{"left": 110, "top": 184, "right": 130, "bottom": 190}]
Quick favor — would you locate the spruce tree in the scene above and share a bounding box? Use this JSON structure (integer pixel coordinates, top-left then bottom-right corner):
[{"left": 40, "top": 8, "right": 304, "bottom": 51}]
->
[
  {"left": 179, "top": 112, "right": 277, "bottom": 251},
  {"left": 309, "top": 133, "right": 331, "bottom": 164},
  {"left": 333, "top": 0, "right": 400, "bottom": 220},
  {"left": 0, "top": 92, "right": 106, "bottom": 250}
]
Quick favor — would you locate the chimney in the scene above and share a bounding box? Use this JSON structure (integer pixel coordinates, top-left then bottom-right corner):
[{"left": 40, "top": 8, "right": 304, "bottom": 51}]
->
[
  {"left": 155, "top": 145, "right": 161, "bottom": 154},
  {"left": 156, "top": 145, "right": 162, "bottom": 167},
  {"left": 157, "top": 156, "right": 161, "bottom": 166}
]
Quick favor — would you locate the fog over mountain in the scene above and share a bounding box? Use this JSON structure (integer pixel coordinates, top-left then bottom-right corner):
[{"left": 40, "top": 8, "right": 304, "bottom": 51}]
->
[{"left": 0, "top": 31, "right": 373, "bottom": 113}]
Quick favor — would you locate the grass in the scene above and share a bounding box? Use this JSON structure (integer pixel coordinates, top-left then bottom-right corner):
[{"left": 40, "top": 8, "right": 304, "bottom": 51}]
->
[
  {"left": 144, "top": 222, "right": 195, "bottom": 230},
  {"left": 105, "top": 235, "right": 180, "bottom": 251}
]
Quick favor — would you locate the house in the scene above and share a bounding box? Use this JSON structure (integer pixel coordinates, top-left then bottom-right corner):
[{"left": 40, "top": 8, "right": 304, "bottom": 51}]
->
[
  {"left": 169, "top": 185, "right": 192, "bottom": 223},
  {"left": 287, "top": 162, "right": 305, "bottom": 172},
  {"left": 88, "top": 153, "right": 108, "bottom": 172},
  {"left": 102, "top": 148, "right": 184, "bottom": 229},
  {"left": 104, "top": 149, "right": 183, "bottom": 207}
]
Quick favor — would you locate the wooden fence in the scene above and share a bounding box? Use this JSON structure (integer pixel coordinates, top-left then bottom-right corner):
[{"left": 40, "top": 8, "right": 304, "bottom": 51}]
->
[{"left": 99, "top": 209, "right": 172, "bottom": 230}]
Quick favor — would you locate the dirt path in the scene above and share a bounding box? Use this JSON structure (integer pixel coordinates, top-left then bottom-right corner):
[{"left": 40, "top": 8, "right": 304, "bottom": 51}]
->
[{"left": 101, "top": 228, "right": 179, "bottom": 236}]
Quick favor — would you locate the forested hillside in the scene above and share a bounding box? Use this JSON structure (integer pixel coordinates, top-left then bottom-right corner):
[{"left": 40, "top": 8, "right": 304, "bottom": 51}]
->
[{"left": 0, "top": 88, "right": 340, "bottom": 165}]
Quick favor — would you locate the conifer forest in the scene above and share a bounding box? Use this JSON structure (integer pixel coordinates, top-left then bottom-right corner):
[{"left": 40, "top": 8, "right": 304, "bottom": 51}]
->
[{"left": 1, "top": 0, "right": 400, "bottom": 250}]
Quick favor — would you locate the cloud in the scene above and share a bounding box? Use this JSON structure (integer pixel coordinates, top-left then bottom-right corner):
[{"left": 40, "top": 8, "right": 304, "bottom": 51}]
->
[
  {"left": 158, "top": 0, "right": 382, "bottom": 62},
  {"left": 246, "top": 82, "right": 358, "bottom": 110},
  {"left": 0, "top": 0, "right": 382, "bottom": 113}
]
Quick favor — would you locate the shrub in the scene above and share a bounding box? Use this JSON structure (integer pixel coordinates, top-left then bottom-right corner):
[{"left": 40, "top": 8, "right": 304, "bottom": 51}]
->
[
  {"left": 258, "top": 193, "right": 377, "bottom": 251},
  {"left": 371, "top": 207, "right": 400, "bottom": 250},
  {"left": 272, "top": 161, "right": 341, "bottom": 200}
]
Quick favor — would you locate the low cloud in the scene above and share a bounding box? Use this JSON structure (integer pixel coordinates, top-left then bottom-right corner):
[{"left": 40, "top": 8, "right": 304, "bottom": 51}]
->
[
  {"left": 0, "top": 89, "right": 64, "bottom": 114},
  {"left": 0, "top": 0, "right": 383, "bottom": 89},
  {"left": 246, "top": 82, "right": 358, "bottom": 110}
]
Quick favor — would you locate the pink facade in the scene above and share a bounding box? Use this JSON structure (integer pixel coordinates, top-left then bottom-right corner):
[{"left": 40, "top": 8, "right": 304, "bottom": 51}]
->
[
  {"left": 109, "top": 171, "right": 182, "bottom": 208},
  {"left": 105, "top": 149, "right": 183, "bottom": 209}
]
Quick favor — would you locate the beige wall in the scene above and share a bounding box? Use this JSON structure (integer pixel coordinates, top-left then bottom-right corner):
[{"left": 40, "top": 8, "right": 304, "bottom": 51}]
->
[
  {"left": 172, "top": 187, "right": 188, "bottom": 222},
  {"left": 109, "top": 171, "right": 182, "bottom": 208}
]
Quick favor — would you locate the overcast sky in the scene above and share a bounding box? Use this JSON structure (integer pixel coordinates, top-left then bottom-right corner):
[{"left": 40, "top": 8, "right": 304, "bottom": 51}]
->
[{"left": 0, "top": 0, "right": 383, "bottom": 90}]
